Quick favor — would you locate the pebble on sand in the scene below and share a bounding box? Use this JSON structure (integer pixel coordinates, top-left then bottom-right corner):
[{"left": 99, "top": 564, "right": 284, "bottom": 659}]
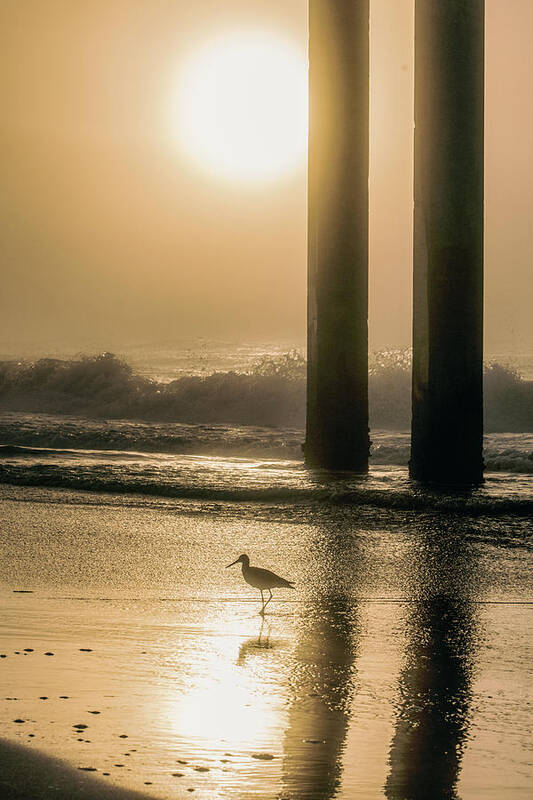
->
[
  {"left": 73, "top": 724, "right": 88, "bottom": 730},
  {"left": 144, "top": 782, "right": 152, "bottom": 785},
  {"left": 78, "top": 767, "right": 97, "bottom": 772},
  {"left": 177, "top": 759, "right": 188, "bottom": 764},
  {"left": 171, "top": 773, "right": 184, "bottom": 778},
  {"left": 44, "top": 652, "right": 54, "bottom": 656},
  {"left": 251, "top": 753, "right": 275, "bottom": 760},
  {"left": 0, "top": 655, "right": 6, "bottom": 658},
  {"left": 80, "top": 648, "right": 93, "bottom": 652},
  {"left": 14, "top": 719, "right": 25, "bottom": 723},
  {"left": 60, "top": 696, "right": 69, "bottom": 699},
  {"left": 194, "top": 766, "right": 210, "bottom": 772},
  {"left": 119, "top": 734, "right": 128, "bottom": 738},
  {"left": 24, "top": 648, "right": 34, "bottom": 652},
  {"left": 88, "top": 711, "right": 100, "bottom": 714},
  {"left": 39, "top": 697, "right": 48, "bottom": 700},
  {"left": 13, "top": 590, "right": 33, "bottom": 593}
]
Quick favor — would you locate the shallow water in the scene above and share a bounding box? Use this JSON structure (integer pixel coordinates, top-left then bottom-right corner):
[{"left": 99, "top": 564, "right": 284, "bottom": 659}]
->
[
  {"left": 0, "top": 485, "right": 531, "bottom": 798},
  {"left": 1, "top": 438, "right": 532, "bottom": 522},
  {"left": 1, "top": 412, "right": 532, "bottom": 474}
]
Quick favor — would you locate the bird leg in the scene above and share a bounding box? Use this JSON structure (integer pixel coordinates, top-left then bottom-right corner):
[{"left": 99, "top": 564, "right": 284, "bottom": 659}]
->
[
  {"left": 262, "top": 589, "right": 273, "bottom": 612},
  {"left": 259, "top": 589, "right": 265, "bottom": 616}
]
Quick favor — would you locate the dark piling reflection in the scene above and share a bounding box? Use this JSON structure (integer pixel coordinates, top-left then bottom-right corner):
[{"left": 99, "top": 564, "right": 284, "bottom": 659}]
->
[
  {"left": 385, "top": 518, "right": 480, "bottom": 800},
  {"left": 280, "top": 519, "right": 362, "bottom": 800}
]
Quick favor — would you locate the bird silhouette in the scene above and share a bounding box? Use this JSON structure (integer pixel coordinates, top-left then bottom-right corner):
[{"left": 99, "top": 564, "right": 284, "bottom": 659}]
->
[{"left": 226, "top": 553, "right": 294, "bottom": 615}]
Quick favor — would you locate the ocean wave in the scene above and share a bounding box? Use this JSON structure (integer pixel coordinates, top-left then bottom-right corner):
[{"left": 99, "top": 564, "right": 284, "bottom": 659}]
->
[
  {"left": 0, "top": 451, "right": 531, "bottom": 517},
  {"left": 0, "top": 413, "right": 305, "bottom": 460},
  {"left": 1, "top": 415, "right": 532, "bottom": 474},
  {"left": 1, "top": 352, "right": 532, "bottom": 432}
]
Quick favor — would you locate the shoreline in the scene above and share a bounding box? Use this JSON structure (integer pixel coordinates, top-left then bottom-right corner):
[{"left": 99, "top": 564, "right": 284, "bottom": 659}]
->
[{"left": 0, "top": 471, "right": 531, "bottom": 517}]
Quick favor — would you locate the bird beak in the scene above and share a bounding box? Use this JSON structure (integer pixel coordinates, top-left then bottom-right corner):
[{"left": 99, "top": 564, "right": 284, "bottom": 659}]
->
[{"left": 226, "top": 558, "right": 239, "bottom": 568}]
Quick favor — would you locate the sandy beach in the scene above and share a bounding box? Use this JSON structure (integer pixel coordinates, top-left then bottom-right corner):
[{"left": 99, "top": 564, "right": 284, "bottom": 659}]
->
[{"left": 1, "top": 483, "right": 531, "bottom": 798}]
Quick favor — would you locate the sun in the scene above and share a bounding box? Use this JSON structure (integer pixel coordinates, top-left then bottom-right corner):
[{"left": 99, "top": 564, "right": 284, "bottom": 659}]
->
[{"left": 174, "top": 31, "right": 308, "bottom": 184}]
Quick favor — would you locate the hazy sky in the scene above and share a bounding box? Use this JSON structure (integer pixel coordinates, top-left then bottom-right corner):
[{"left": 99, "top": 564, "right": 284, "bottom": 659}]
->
[{"left": 1, "top": 0, "right": 531, "bottom": 353}]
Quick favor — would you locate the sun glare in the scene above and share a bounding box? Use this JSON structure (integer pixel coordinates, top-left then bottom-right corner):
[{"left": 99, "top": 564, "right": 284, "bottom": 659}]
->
[{"left": 174, "top": 31, "right": 308, "bottom": 183}]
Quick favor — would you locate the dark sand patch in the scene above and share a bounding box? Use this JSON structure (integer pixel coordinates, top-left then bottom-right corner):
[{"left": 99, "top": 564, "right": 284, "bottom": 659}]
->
[{"left": 0, "top": 738, "right": 160, "bottom": 799}]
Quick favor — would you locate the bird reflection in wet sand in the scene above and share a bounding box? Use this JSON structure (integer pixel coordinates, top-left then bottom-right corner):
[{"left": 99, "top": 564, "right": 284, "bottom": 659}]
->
[
  {"left": 236, "top": 619, "right": 274, "bottom": 666},
  {"left": 385, "top": 520, "right": 479, "bottom": 800},
  {"left": 226, "top": 553, "right": 295, "bottom": 615}
]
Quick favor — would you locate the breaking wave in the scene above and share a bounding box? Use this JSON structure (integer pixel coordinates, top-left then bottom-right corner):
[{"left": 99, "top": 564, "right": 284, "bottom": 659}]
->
[{"left": 0, "top": 351, "right": 532, "bottom": 431}]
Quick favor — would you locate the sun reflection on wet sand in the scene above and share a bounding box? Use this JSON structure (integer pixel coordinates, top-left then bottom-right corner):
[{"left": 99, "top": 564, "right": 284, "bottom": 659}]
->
[{"left": 166, "top": 628, "right": 285, "bottom": 755}]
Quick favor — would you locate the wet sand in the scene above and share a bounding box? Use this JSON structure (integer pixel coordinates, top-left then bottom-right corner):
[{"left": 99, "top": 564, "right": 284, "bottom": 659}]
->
[{"left": 0, "top": 484, "right": 532, "bottom": 798}]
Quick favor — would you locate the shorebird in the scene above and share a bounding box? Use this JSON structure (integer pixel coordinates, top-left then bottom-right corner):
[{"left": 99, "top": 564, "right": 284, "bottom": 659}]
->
[{"left": 226, "top": 554, "right": 294, "bottom": 615}]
